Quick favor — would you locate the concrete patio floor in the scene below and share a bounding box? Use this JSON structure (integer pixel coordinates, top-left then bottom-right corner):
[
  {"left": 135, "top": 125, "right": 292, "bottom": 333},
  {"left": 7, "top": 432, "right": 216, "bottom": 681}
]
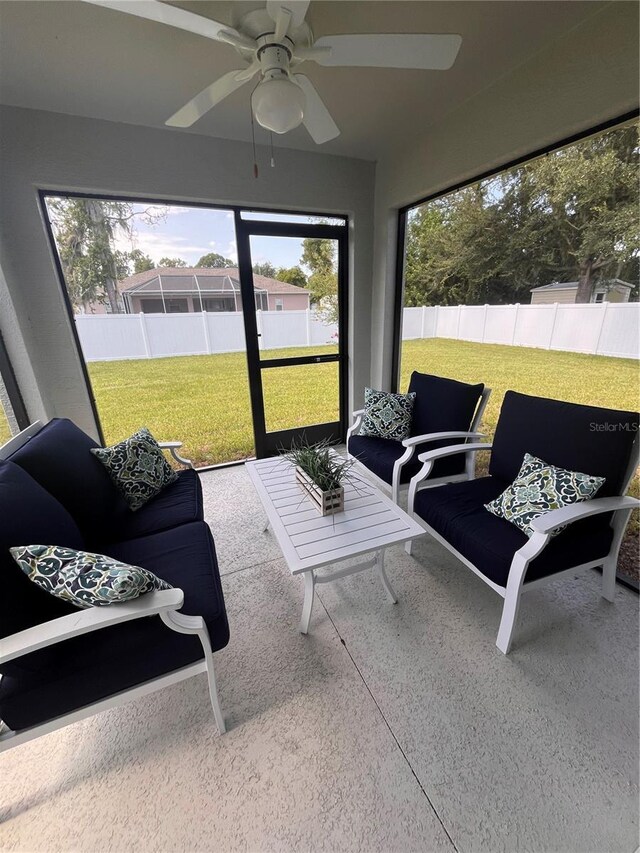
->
[{"left": 1, "top": 464, "right": 638, "bottom": 852}]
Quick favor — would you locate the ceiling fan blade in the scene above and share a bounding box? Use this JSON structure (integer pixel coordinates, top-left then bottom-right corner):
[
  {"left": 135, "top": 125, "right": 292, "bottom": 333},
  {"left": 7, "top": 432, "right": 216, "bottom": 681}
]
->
[
  {"left": 312, "top": 34, "right": 462, "bottom": 70},
  {"left": 274, "top": 6, "right": 292, "bottom": 43},
  {"left": 266, "top": 1, "right": 310, "bottom": 29},
  {"left": 83, "top": 1, "right": 255, "bottom": 49},
  {"left": 166, "top": 67, "right": 256, "bottom": 128},
  {"left": 294, "top": 75, "right": 339, "bottom": 144}
]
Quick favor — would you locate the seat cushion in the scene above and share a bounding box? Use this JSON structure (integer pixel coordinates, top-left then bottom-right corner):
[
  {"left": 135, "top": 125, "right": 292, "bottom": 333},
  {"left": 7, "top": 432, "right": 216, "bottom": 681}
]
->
[
  {"left": 413, "top": 477, "right": 614, "bottom": 588},
  {"left": 8, "top": 418, "right": 127, "bottom": 541},
  {"left": 348, "top": 433, "right": 470, "bottom": 486},
  {"left": 104, "top": 468, "right": 204, "bottom": 544},
  {"left": 0, "top": 460, "right": 82, "bottom": 647},
  {"left": 0, "top": 521, "right": 229, "bottom": 730},
  {"left": 490, "top": 392, "right": 640, "bottom": 497}
]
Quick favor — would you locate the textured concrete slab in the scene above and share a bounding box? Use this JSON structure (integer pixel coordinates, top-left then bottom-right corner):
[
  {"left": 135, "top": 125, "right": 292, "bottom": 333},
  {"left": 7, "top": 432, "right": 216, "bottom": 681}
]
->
[
  {"left": 1, "top": 465, "right": 637, "bottom": 852},
  {"left": 316, "top": 533, "right": 640, "bottom": 853}
]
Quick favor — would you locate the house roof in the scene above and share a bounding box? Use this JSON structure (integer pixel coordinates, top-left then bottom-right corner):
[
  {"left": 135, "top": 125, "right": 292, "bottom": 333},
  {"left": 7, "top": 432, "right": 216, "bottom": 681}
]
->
[
  {"left": 118, "top": 267, "right": 309, "bottom": 295},
  {"left": 530, "top": 279, "right": 633, "bottom": 292}
]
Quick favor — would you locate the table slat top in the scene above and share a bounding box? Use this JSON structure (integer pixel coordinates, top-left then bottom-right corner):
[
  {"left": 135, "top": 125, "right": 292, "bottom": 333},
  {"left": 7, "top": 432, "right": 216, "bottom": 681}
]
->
[{"left": 246, "top": 456, "right": 424, "bottom": 574}]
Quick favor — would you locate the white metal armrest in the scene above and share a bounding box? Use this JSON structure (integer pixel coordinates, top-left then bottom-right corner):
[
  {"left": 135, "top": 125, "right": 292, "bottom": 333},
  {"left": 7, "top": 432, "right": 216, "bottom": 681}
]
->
[
  {"left": 417, "top": 442, "right": 493, "bottom": 464},
  {"left": 0, "top": 589, "right": 184, "bottom": 666},
  {"left": 407, "top": 443, "right": 494, "bottom": 511},
  {"left": 346, "top": 409, "right": 366, "bottom": 442},
  {"left": 402, "top": 430, "right": 485, "bottom": 448},
  {"left": 158, "top": 441, "right": 193, "bottom": 469},
  {"left": 528, "top": 496, "right": 640, "bottom": 535}
]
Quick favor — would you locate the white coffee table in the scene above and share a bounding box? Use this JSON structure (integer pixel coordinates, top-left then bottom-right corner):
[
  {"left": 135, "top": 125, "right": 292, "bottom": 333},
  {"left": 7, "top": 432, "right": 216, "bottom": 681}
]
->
[{"left": 246, "top": 455, "right": 424, "bottom": 633}]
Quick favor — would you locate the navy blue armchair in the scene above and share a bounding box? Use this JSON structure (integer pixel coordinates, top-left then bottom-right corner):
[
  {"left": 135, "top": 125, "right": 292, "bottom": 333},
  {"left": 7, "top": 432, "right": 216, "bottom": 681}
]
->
[
  {"left": 0, "top": 419, "right": 229, "bottom": 750},
  {"left": 348, "top": 372, "right": 490, "bottom": 503},
  {"left": 407, "top": 391, "right": 639, "bottom": 653}
]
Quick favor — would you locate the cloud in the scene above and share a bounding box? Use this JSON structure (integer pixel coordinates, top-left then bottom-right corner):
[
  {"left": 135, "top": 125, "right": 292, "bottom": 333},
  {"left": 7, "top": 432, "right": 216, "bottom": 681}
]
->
[
  {"left": 113, "top": 230, "right": 211, "bottom": 264},
  {"left": 224, "top": 241, "right": 238, "bottom": 263}
]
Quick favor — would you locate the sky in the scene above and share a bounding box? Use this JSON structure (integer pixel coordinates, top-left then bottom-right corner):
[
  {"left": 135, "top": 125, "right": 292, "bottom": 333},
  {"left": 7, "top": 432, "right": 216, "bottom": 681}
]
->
[{"left": 113, "top": 203, "right": 310, "bottom": 271}]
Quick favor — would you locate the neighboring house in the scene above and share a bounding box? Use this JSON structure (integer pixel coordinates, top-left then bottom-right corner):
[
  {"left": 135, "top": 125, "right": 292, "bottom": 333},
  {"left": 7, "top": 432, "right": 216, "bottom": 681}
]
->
[
  {"left": 530, "top": 279, "right": 633, "bottom": 305},
  {"left": 116, "top": 267, "right": 310, "bottom": 314}
]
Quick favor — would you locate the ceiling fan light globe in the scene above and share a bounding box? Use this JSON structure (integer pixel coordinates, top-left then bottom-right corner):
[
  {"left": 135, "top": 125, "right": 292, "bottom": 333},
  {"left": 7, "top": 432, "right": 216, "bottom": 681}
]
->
[{"left": 252, "top": 77, "right": 306, "bottom": 134}]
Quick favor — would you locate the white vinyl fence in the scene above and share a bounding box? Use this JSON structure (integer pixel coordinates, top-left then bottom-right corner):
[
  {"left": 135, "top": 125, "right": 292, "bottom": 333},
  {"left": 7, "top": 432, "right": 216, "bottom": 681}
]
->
[
  {"left": 75, "top": 310, "right": 338, "bottom": 362},
  {"left": 402, "top": 302, "right": 639, "bottom": 359},
  {"left": 75, "top": 302, "right": 639, "bottom": 363}
]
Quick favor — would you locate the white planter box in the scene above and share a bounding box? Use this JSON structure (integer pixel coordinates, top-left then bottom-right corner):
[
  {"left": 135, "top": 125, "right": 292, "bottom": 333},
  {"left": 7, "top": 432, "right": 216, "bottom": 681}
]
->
[{"left": 295, "top": 466, "right": 345, "bottom": 516}]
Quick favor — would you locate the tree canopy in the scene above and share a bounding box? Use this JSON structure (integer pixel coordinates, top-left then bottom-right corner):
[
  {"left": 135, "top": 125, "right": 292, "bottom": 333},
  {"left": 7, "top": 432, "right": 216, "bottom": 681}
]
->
[
  {"left": 275, "top": 266, "right": 308, "bottom": 288},
  {"left": 252, "top": 261, "right": 277, "bottom": 277},
  {"left": 158, "top": 257, "right": 188, "bottom": 268},
  {"left": 196, "top": 252, "right": 235, "bottom": 268},
  {"left": 404, "top": 122, "right": 639, "bottom": 306},
  {"left": 300, "top": 235, "right": 338, "bottom": 322}
]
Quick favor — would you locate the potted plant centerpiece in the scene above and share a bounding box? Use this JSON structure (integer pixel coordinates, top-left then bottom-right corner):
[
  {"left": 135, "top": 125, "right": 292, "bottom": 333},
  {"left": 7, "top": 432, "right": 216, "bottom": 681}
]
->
[{"left": 285, "top": 439, "right": 354, "bottom": 516}]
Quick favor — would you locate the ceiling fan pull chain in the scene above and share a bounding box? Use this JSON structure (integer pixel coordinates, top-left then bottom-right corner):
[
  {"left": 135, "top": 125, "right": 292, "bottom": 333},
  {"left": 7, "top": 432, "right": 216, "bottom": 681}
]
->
[{"left": 270, "top": 133, "right": 276, "bottom": 168}]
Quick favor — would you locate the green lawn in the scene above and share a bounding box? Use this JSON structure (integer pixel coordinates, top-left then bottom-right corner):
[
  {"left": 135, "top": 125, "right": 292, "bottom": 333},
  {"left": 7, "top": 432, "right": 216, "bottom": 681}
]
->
[
  {"left": 87, "top": 338, "right": 639, "bottom": 470},
  {"left": 88, "top": 345, "right": 339, "bottom": 466}
]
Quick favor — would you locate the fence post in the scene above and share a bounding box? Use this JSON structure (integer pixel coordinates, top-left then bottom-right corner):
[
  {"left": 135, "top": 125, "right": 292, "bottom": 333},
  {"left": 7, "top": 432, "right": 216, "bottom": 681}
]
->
[
  {"left": 510, "top": 304, "right": 519, "bottom": 346},
  {"left": 201, "top": 310, "right": 211, "bottom": 354},
  {"left": 306, "top": 309, "right": 312, "bottom": 346},
  {"left": 421, "top": 305, "right": 426, "bottom": 339},
  {"left": 482, "top": 304, "right": 488, "bottom": 343},
  {"left": 548, "top": 302, "right": 560, "bottom": 349},
  {"left": 456, "top": 304, "right": 462, "bottom": 339},
  {"left": 433, "top": 305, "right": 439, "bottom": 338},
  {"left": 593, "top": 301, "right": 609, "bottom": 355},
  {"left": 139, "top": 312, "right": 151, "bottom": 358}
]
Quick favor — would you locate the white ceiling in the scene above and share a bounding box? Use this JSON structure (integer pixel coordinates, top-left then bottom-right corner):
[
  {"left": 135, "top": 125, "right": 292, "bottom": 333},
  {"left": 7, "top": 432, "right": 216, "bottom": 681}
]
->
[{"left": 0, "top": 1, "right": 609, "bottom": 161}]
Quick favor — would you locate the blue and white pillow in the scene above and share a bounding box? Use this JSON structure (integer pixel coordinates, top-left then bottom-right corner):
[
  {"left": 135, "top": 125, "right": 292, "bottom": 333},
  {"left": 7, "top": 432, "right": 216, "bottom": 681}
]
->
[
  {"left": 360, "top": 388, "right": 416, "bottom": 441},
  {"left": 10, "top": 545, "right": 171, "bottom": 609},
  {"left": 91, "top": 427, "right": 177, "bottom": 511},
  {"left": 485, "top": 452, "right": 605, "bottom": 538}
]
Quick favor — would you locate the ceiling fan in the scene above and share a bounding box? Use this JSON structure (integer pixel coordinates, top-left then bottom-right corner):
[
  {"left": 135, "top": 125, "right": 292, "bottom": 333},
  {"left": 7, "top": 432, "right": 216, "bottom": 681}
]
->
[{"left": 84, "top": 1, "right": 462, "bottom": 144}]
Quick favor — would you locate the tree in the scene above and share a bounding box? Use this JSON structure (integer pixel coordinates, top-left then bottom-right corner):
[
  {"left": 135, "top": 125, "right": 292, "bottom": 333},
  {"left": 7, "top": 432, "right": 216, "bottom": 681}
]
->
[
  {"left": 129, "top": 249, "right": 155, "bottom": 274},
  {"left": 196, "top": 252, "right": 235, "bottom": 268},
  {"left": 521, "top": 124, "right": 639, "bottom": 301},
  {"left": 275, "top": 266, "right": 308, "bottom": 288},
  {"left": 301, "top": 235, "right": 338, "bottom": 321},
  {"left": 252, "top": 261, "right": 277, "bottom": 277},
  {"left": 48, "top": 197, "right": 136, "bottom": 313},
  {"left": 404, "top": 122, "right": 639, "bottom": 306},
  {"left": 158, "top": 257, "right": 188, "bottom": 268}
]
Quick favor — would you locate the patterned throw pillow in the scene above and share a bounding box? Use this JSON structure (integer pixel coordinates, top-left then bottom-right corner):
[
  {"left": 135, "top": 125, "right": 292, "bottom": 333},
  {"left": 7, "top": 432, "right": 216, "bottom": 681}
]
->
[
  {"left": 485, "top": 452, "right": 605, "bottom": 538},
  {"left": 360, "top": 388, "right": 416, "bottom": 441},
  {"left": 10, "top": 545, "right": 171, "bottom": 609},
  {"left": 91, "top": 427, "right": 177, "bottom": 511}
]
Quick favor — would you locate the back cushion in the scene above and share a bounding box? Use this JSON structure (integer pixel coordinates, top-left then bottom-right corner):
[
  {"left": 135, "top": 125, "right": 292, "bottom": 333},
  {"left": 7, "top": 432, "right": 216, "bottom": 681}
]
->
[
  {"left": 0, "top": 460, "right": 83, "bottom": 642},
  {"left": 490, "top": 391, "right": 639, "bottom": 496},
  {"left": 8, "top": 418, "right": 126, "bottom": 540},
  {"left": 408, "top": 372, "right": 484, "bottom": 438}
]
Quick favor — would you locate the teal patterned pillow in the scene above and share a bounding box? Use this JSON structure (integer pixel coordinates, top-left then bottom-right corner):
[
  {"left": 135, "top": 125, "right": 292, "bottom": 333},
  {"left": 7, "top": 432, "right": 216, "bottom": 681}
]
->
[
  {"left": 91, "top": 427, "right": 177, "bottom": 511},
  {"left": 10, "top": 545, "right": 172, "bottom": 609},
  {"left": 360, "top": 388, "right": 416, "bottom": 441},
  {"left": 485, "top": 452, "right": 605, "bottom": 538}
]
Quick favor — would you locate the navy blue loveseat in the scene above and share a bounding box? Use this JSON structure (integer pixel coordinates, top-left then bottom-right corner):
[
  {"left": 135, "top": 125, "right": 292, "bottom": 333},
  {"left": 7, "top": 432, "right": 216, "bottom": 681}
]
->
[{"left": 0, "top": 419, "right": 229, "bottom": 746}]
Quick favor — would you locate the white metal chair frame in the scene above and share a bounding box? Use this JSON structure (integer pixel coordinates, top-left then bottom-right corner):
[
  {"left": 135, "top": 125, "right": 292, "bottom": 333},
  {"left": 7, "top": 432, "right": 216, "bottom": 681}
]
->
[
  {"left": 406, "top": 434, "right": 640, "bottom": 654},
  {"left": 0, "top": 421, "right": 225, "bottom": 752},
  {"left": 347, "top": 387, "right": 491, "bottom": 504}
]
